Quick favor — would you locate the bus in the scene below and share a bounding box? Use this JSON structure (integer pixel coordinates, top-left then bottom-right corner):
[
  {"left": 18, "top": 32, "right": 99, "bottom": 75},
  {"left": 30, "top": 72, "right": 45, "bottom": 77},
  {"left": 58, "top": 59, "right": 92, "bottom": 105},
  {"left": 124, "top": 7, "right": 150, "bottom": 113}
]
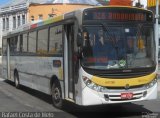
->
[{"left": 2, "top": 6, "right": 157, "bottom": 108}]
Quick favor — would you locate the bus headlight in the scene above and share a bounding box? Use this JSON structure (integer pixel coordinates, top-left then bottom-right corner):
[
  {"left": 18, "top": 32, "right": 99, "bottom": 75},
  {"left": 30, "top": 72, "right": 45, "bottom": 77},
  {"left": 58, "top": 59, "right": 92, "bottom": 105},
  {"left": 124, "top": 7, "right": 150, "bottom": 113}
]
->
[
  {"left": 145, "top": 78, "right": 157, "bottom": 89},
  {"left": 82, "top": 76, "right": 108, "bottom": 92}
]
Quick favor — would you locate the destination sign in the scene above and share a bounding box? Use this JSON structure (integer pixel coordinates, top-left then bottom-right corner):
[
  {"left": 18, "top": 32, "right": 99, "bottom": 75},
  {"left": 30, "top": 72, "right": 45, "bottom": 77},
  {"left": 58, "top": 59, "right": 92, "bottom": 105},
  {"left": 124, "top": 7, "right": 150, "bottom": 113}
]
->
[
  {"left": 83, "top": 8, "right": 153, "bottom": 22},
  {"left": 93, "top": 12, "right": 145, "bottom": 21}
]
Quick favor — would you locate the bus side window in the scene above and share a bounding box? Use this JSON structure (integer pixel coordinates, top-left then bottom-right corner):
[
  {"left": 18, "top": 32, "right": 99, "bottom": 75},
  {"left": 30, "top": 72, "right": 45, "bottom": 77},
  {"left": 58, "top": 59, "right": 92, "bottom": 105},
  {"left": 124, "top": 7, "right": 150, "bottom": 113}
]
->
[
  {"left": 22, "top": 33, "right": 28, "bottom": 53},
  {"left": 37, "top": 28, "right": 48, "bottom": 55},
  {"left": 16, "top": 36, "right": 20, "bottom": 54},
  {"left": 20, "top": 35, "right": 23, "bottom": 52},
  {"left": 28, "top": 31, "right": 37, "bottom": 54},
  {"left": 49, "top": 25, "right": 63, "bottom": 55},
  {"left": 10, "top": 37, "right": 18, "bottom": 55}
]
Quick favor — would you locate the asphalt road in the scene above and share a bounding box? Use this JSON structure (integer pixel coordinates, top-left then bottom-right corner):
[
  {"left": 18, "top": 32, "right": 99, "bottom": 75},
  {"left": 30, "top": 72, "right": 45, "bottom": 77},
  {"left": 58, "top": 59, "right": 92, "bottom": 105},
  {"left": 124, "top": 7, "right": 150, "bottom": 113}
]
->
[{"left": 0, "top": 78, "right": 159, "bottom": 118}]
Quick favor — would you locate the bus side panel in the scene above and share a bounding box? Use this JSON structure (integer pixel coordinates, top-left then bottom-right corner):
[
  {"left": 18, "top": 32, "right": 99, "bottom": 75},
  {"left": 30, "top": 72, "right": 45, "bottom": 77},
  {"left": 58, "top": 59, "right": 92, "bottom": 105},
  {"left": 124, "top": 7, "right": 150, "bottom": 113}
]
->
[{"left": 13, "top": 56, "right": 63, "bottom": 95}]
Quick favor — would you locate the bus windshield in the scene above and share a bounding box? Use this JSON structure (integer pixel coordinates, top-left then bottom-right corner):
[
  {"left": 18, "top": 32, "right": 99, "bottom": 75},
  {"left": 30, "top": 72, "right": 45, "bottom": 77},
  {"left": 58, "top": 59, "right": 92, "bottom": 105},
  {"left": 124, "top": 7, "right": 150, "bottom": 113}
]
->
[{"left": 81, "top": 25, "right": 155, "bottom": 70}]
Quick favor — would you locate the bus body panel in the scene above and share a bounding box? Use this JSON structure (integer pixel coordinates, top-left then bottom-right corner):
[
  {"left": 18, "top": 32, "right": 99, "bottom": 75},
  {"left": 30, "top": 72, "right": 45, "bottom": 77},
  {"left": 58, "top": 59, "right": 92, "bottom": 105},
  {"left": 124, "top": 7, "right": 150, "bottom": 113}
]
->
[{"left": 3, "top": 55, "right": 64, "bottom": 95}]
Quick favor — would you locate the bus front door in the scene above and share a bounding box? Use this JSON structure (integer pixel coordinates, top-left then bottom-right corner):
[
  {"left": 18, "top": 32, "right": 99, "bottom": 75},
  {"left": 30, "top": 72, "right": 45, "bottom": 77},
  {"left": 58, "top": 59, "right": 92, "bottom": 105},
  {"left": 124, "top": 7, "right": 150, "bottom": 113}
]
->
[{"left": 64, "top": 24, "right": 75, "bottom": 100}]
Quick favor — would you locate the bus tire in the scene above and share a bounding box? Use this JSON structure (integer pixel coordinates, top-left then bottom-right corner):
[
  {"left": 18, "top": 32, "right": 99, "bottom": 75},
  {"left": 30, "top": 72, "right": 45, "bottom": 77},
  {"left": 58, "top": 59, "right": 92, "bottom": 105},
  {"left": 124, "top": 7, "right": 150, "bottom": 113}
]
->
[
  {"left": 51, "top": 81, "right": 63, "bottom": 109},
  {"left": 14, "top": 72, "right": 20, "bottom": 89}
]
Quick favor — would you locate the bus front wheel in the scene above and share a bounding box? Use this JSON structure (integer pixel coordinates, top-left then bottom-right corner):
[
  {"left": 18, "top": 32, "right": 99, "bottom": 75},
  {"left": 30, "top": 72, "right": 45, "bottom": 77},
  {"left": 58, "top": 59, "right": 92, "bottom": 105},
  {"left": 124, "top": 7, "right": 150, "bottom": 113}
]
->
[
  {"left": 14, "top": 72, "right": 20, "bottom": 89},
  {"left": 51, "top": 81, "right": 63, "bottom": 109}
]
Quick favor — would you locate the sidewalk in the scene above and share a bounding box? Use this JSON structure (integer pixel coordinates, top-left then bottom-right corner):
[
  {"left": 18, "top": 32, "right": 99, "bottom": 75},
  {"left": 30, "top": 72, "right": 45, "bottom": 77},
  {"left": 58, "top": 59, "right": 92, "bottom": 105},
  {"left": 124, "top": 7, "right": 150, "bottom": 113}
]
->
[{"left": 0, "top": 78, "right": 4, "bottom": 81}]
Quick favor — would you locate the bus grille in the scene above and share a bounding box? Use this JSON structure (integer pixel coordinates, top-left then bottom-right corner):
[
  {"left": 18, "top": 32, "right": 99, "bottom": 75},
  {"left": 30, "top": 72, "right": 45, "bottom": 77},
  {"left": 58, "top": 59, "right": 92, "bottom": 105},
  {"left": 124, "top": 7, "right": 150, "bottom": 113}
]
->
[{"left": 104, "top": 92, "right": 145, "bottom": 101}]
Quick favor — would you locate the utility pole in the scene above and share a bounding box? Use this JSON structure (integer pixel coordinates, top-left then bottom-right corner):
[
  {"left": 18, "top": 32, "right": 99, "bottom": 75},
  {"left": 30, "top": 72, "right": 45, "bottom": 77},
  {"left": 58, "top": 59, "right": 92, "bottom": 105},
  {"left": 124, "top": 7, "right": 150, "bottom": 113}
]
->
[{"left": 155, "top": 0, "right": 159, "bottom": 71}]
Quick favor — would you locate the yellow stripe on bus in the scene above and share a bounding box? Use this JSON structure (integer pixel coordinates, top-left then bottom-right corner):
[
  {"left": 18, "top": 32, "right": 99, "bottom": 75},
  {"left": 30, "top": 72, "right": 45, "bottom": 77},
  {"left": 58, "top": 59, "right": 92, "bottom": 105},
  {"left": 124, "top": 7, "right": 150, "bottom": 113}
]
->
[{"left": 91, "top": 73, "right": 156, "bottom": 87}]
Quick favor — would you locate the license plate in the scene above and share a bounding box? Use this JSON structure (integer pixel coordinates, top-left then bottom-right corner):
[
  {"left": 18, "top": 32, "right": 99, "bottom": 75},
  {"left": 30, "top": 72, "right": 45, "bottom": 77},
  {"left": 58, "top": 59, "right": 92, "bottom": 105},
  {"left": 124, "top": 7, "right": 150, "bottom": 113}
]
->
[{"left": 121, "top": 93, "right": 133, "bottom": 99}]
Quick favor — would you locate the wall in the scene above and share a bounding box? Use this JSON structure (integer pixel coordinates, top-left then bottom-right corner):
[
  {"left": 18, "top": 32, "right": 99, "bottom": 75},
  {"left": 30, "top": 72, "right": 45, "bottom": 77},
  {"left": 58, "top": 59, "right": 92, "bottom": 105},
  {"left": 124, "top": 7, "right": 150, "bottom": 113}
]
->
[{"left": 28, "top": 4, "right": 92, "bottom": 23}]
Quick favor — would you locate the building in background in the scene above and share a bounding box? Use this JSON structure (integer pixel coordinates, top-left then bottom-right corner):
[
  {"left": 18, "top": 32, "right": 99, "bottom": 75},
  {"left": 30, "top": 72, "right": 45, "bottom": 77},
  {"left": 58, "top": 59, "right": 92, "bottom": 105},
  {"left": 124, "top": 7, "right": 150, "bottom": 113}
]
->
[
  {"left": 28, "top": 3, "right": 96, "bottom": 23},
  {"left": 0, "top": 0, "right": 28, "bottom": 61},
  {"left": 0, "top": 0, "right": 28, "bottom": 33},
  {"left": 0, "top": 0, "right": 100, "bottom": 57},
  {"left": 0, "top": 0, "right": 99, "bottom": 33}
]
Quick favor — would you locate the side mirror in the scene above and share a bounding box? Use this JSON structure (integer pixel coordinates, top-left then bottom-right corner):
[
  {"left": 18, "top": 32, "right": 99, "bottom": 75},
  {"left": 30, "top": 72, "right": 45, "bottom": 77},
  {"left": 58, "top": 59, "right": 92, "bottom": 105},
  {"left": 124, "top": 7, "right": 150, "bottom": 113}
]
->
[{"left": 77, "top": 29, "right": 82, "bottom": 47}]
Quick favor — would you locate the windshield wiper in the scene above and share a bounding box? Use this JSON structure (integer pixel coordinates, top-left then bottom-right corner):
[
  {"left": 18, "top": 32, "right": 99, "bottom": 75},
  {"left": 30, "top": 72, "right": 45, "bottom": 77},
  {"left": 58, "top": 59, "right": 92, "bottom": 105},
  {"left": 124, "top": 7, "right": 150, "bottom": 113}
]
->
[
  {"left": 100, "top": 23, "right": 113, "bottom": 41},
  {"left": 100, "top": 23, "right": 120, "bottom": 60}
]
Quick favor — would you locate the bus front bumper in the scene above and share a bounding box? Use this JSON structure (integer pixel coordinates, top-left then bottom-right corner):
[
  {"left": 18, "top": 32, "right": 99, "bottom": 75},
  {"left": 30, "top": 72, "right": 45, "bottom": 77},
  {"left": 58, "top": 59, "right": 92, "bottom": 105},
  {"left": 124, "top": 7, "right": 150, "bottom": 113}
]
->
[{"left": 81, "top": 83, "right": 158, "bottom": 106}]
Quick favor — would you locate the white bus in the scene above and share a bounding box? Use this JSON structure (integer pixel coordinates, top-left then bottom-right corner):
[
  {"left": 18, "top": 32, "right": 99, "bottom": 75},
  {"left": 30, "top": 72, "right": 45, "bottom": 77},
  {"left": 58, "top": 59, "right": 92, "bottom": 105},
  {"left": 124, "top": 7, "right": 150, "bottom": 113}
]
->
[{"left": 2, "top": 6, "right": 157, "bottom": 108}]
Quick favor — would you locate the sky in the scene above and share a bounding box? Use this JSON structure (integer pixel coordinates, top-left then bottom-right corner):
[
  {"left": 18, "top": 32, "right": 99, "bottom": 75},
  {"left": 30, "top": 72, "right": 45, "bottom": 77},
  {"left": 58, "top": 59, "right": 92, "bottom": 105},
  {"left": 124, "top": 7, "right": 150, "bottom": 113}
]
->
[
  {"left": 0, "top": 0, "right": 147, "bottom": 6},
  {"left": 0, "top": 0, "right": 10, "bottom": 5}
]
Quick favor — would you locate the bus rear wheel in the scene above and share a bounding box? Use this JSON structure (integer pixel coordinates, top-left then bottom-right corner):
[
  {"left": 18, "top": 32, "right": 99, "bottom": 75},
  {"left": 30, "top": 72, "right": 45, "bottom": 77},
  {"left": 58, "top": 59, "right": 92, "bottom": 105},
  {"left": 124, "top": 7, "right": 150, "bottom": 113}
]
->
[
  {"left": 51, "top": 81, "right": 63, "bottom": 109},
  {"left": 14, "top": 72, "right": 20, "bottom": 89}
]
